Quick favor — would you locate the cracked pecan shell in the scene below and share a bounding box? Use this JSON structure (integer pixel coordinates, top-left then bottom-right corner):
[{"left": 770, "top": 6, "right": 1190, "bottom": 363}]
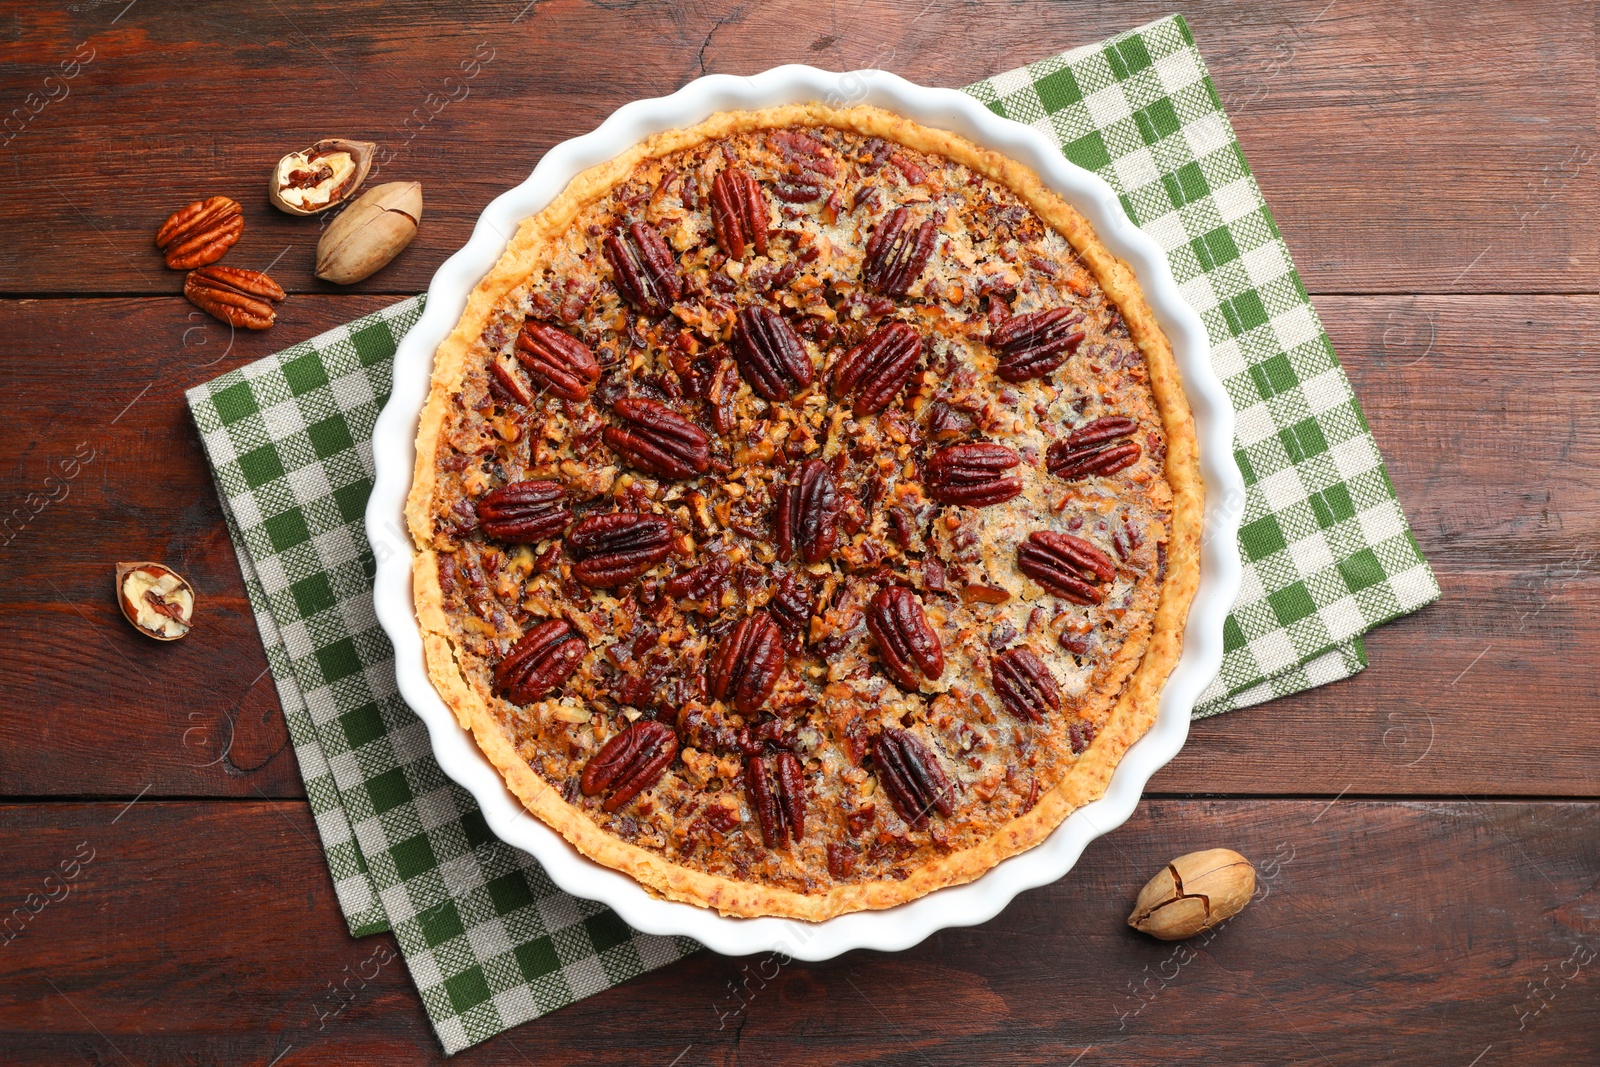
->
[
  {"left": 707, "top": 611, "right": 785, "bottom": 714},
  {"left": 830, "top": 321, "right": 923, "bottom": 416},
  {"left": 475, "top": 480, "right": 571, "bottom": 543},
  {"left": 515, "top": 320, "right": 601, "bottom": 401},
  {"left": 924, "top": 442, "right": 1023, "bottom": 507},
  {"left": 774, "top": 459, "right": 840, "bottom": 565},
  {"left": 603, "top": 397, "right": 710, "bottom": 480},
  {"left": 1017, "top": 530, "right": 1117, "bottom": 604},
  {"left": 745, "top": 750, "right": 806, "bottom": 849},
  {"left": 732, "top": 305, "right": 814, "bottom": 401},
  {"left": 603, "top": 220, "right": 682, "bottom": 316},
  {"left": 872, "top": 728, "right": 953, "bottom": 829},
  {"left": 581, "top": 720, "right": 678, "bottom": 813},
  {"left": 493, "top": 619, "right": 587, "bottom": 705},
  {"left": 862, "top": 206, "right": 936, "bottom": 297},
  {"left": 992, "top": 307, "right": 1087, "bottom": 382},
  {"left": 990, "top": 648, "right": 1061, "bottom": 723},
  {"left": 1047, "top": 416, "right": 1142, "bottom": 481},
  {"left": 709, "top": 167, "right": 770, "bottom": 259},
  {"left": 183, "top": 265, "right": 284, "bottom": 330},
  {"left": 568, "top": 512, "right": 674, "bottom": 588},
  {"left": 156, "top": 196, "right": 243, "bottom": 269},
  {"left": 866, "top": 585, "right": 944, "bottom": 691}
]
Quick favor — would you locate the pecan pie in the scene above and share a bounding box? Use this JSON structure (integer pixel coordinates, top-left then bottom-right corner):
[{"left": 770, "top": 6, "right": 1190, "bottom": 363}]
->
[{"left": 407, "top": 104, "right": 1201, "bottom": 920}]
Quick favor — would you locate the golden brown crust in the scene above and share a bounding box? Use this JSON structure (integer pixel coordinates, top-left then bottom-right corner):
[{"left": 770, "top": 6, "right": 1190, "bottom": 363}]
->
[{"left": 409, "top": 103, "right": 1200, "bottom": 921}]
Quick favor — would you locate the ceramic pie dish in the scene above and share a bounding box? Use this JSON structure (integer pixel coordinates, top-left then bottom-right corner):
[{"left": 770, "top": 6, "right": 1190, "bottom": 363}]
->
[{"left": 368, "top": 65, "right": 1242, "bottom": 959}]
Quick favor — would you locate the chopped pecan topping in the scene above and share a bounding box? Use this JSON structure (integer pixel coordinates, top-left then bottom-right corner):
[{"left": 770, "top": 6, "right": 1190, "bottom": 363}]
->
[
  {"left": 603, "top": 397, "right": 711, "bottom": 480},
  {"left": 767, "top": 129, "right": 836, "bottom": 202},
  {"left": 1017, "top": 531, "right": 1116, "bottom": 604},
  {"left": 732, "top": 305, "right": 814, "bottom": 401},
  {"left": 830, "top": 321, "right": 923, "bottom": 416},
  {"left": 872, "top": 728, "right": 954, "bottom": 829},
  {"left": 745, "top": 750, "right": 806, "bottom": 849},
  {"left": 475, "top": 480, "right": 571, "bottom": 543},
  {"left": 707, "top": 611, "right": 785, "bottom": 714},
  {"left": 989, "top": 648, "right": 1060, "bottom": 723},
  {"left": 603, "top": 221, "right": 682, "bottom": 316},
  {"left": 774, "top": 459, "right": 840, "bottom": 565},
  {"left": 493, "top": 619, "right": 587, "bottom": 704},
  {"left": 1046, "top": 416, "right": 1142, "bottom": 481},
  {"left": 515, "top": 320, "right": 601, "bottom": 401},
  {"left": 568, "top": 512, "right": 674, "bottom": 588},
  {"left": 924, "top": 442, "right": 1023, "bottom": 507},
  {"left": 866, "top": 585, "right": 944, "bottom": 691},
  {"left": 709, "top": 167, "right": 770, "bottom": 259},
  {"left": 991, "top": 307, "right": 1086, "bottom": 382},
  {"left": 862, "top": 206, "right": 937, "bottom": 297},
  {"left": 581, "top": 720, "right": 679, "bottom": 813}
]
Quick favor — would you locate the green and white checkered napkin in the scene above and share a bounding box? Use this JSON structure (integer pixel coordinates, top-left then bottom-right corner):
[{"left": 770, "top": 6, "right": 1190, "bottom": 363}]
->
[{"left": 186, "top": 13, "right": 1436, "bottom": 1053}]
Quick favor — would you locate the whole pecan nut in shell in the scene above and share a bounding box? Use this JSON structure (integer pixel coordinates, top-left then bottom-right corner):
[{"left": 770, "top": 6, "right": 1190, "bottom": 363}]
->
[
  {"left": 992, "top": 307, "right": 1087, "bottom": 382},
  {"left": 709, "top": 167, "right": 770, "bottom": 259},
  {"left": 924, "top": 442, "right": 1023, "bottom": 507},
  {"left": 603, "top": 221, "right": 682, "bottom": 316},
  {"left": 184, "top": 265, "right": 285, "bottom": 330},
  {"left": 493, "top": 618, "right": 587, "bottom": 705},
  {"left": 1017, "top": 530, "right": 1117, "bottom": 604},
  {"left": 872, "top": 728, "right": 954, "bottom": 829},
  {"left": 745, "top": 750, "right": 806, "bottom": 849},
  {"left": 774, "top": 459, "right": 840, "bottom": 565},
  {"left": 862, "top": 206, "right": 936, "bottom": 297},
  {"left": 475, "top": 480, "right": 571, "bottom": 543},
  {"left": 830, "top": 321, "right": 923, "bottom": 416},
  {"left": 515, "top": 320, "right": 601, "bottom": 401},
  {"left": 1047, "top": 415, "right": 1142, "bottom": 481},
  {"left": 732, "top": 305, "right": 813, "bottom": 401},
  {"left": 603, "top": 397, "right": 710, "bottom": 480},
  {"left": 580, "top": 720, "right": 679, "bottom": 813},
  {"left": 568, "top": 512, "right": 675, "bottom": 588},
  {"left": 866, "top": 585, "right": 944, "bottom": 691},
  {"left": 989, "top": 647, "right": 1061, "bottom": 723},
  {"left": 707, "top": 611, "right": 785, "bottom": 714},
  {"left": 156, "top": 196, "right": 243, "bottom": 269}
]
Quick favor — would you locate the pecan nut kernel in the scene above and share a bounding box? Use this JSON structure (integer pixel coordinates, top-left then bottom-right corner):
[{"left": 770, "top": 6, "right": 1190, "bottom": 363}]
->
[
  {"left": 115, "top": 562, "right": 195, "bottom": 641},
  {"left": 774, "top": 459, "right": 840, "bottom": 565},
  {"left": 862, "top": 206, "right": 937, "bottom": 297},
  {"left": 184, "top": 265, "right": 285, "bottom": 330},
  {"left": 732, "top": 305, "right": 814, "bottom": 401},
  {"left": 603, "top": 221, "right": 681, "bottom": 316},
  {"left": 990, "top": 647, "right": 1061, "bottom": 723},
  {"left": 707, "top": 611, "right": 785, "bottom": 714},
  {"left": 709, "top": 167, "right": 770, "bottom": 259},
  {"left": 924, "top": 442, "right": 1023, "bottom": 507},
  {"left": 155, "top": 196, "right": 243, "bottom": 270},
  {"left": 475, "top": 480, "right": 571, "bottom": 543},
  {"left": 515, "top": 320, "right": 601, "bottom": 401},
  {"left": 866, "top": 585, "right": 944, "bottom": 691},
  {"left": 1129, "top": 849, "right": 1257, "bottom": 941},
  {"left": 1047, "top": 415, "right": 1142, "bottom": 481},
  {"left": 581, "top": 720, "right": 679, "bottom": 813},
  {"left": 494, "top": 619, "right": 587, "bottom": 705},
  {"left": 1017, "top": 530, "right": 1117, "bottom": 604},
  {"left": 603, "top": 397, "right": 711, "bottom": 480},
  {"left": 831, "top": 321, "right": 923, "bottom": 416},
  {"left": 745, "top": 750, "right": 807, "bottom": 849},
  {"left": 992, "top": 307, "right": 1087, "bottom": 382},
  {"left": 872, "top": 728, "right": 954, "bottom": 829},
  {"left": 568, "top": 512, "right": 674, "bottom": 588},
  {"left": 314, "top": 181, "right": 422, "bottom": 284},
  {"left": 268, "top": 138, "right": 375, "bottom": 216}
]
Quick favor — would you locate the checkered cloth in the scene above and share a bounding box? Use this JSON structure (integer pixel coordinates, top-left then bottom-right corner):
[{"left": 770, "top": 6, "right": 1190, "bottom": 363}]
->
[{"left": 186, "top": 13, "right": 1436, "bottom": 1053}]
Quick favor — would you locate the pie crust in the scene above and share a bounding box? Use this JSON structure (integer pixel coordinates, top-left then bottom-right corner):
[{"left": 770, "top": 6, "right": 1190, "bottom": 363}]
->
[{"left": 407, "top": 103, "right": 1201, "bottom": 920}]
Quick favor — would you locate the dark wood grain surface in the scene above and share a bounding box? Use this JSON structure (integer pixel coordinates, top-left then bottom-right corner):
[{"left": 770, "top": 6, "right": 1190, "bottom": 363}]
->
[{"left": 1, "top": 0, "right": 1595, "bottom": 1063}]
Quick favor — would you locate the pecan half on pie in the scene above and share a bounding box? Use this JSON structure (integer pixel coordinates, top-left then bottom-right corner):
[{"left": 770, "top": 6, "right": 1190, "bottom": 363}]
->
[{"left": 408, "top": 104, "right": 1201, "bottom": 920}]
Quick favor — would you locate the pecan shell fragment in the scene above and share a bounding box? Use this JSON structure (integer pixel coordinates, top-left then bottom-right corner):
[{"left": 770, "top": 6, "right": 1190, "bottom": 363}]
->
[
  {"left": 990, "top": 648, "right": 1061, "bottom": 723},
  {"left": 872, "top": 728, "right": 954, "bottom": 829},
  {"left": 515, "top": 320, "right": 601, "bottom": 401},
  {"left": 1047, "top": 416, "right": 1142, "bottom": 481},
  {"left": 568, "top": 512, "right": 674, "bottom": 587},
  {"left": 603, "top": 221, "right": 682, "bottom": 316},
  {"left": 745, "top": 750, "right": 806, "bottom": 849},
  {"left": 707, "top": 611, "right": 785, "bottom": 714},
  {"left": 992, "top": 307, "right": 1087, "bottom": 382},
  {"left": 183, "top": 265, "right": 284, "bottom": 330},
  {"left": 494, "top": 619, "right": 587, "bottom": 705},
  {"left": 156, "top": 196, "right": 243, "bottom": 269},
  {"left": 475, "top": 480, "right": 571, "bottom": 543},
  {"left": 1017, "top": 530, "right": 1117, "bottom": 604},
  {"left": 831, "top": 321, "right": 923, "bottom": 416},
  {"left": 866, "top": 585, "right": 944, "bottom": 691},
  {"left": 732, "top": 305, "right": 813, "bottom": 401},
  {"left": 603, "top": 397, "right": 710, "bottom": 480},
  {"left": 709, "top": 167, "right": 770, "bottom": 259},
  {"left": 924, "top": 442, "right": 1023, "bottom": 507},
  {"left": 581, "top": 720, "right": 679, "bottom": 813},
  {"left": 862, "top": 206, "right": 936, "bottom": 297},
  {"left": 774, "top": 459, "right": 840, "bottom": 565}
]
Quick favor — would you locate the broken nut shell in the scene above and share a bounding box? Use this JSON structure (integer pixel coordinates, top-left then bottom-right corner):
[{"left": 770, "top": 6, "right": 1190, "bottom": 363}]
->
[
  {"left": 314, "top": 181, "right": 421, "bottom": 284},
  {"left": 268, "top": 138, "right": 375, "bottom": 216},
  {"left": 116, "top": 562, "right": 196, "bottom": 641},
  {"left": 1128, "top": 848, "right": 1256, "bottom": 940}
]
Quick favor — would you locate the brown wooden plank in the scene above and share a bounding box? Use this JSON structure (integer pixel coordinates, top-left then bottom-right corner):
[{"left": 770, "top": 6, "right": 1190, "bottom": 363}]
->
[
  {"left": 0, "top": 0, "right": 1592, "bottom": 296},
  {"left": 0, "top": 798, "right": 1593, "bottom": 1065}
]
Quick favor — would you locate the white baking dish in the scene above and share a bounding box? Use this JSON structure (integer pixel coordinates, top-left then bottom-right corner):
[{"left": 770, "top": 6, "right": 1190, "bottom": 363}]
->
[{"left": 367, "top": 64, "right": 1242, "bottom": 961}]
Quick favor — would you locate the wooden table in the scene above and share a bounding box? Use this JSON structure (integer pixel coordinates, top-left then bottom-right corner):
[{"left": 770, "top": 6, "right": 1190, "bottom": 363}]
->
[{"left": 2, "top": 2, "right": 1595, "bottom": 1063}]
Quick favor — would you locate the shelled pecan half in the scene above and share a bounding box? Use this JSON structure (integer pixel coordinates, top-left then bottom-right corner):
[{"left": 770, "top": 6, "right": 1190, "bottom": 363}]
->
[
  {"left": 568, "top": 512, "right": 675, "bottom": 587},
  {"left": 514, "top": 320, "right": 601, "bottom": 401},
  {"left": 156, "top": 196, "right": 242, "bottom": 269},
  {"left": 603, "top": 397, "right": 710, "bottom": 480},
  {"left": 1017, "top": 530, "right": 1117, "bottom": 604},
  {"left": 862, "top": 206, "right": 936, "bottom": 297},
  {"left": 664, "top": 555, "right": 732, "bottom": 602},
  {"left": 872, "top": 728, "right": 953, "bottom": 829},
  {"left": 475, "top": 480, "right": 571, "bottom": 543},
  {"left": 1047, "top": 416, "right": 1142, "bottom": 481},
  {"left": 183, "top": 265, "right": 284, "bottom": 330},
  {"left": 709, "top": 167, "right": 770, "bottom": 259},
  {"left": 603, "top": 221, "right": 682, "bottom": 316},
  {"left": 992, "top": 307, "right": 1087, "bottom": 382},
  {"left": 774, "top": 459, "right": 840, "bottom": 565},
  {"left": 745, "top": 750, "right": 806, "bottom": 849},
  {"left": 580, "top": 720, "right": 679, "bottom": 813},
  {"left": 830, "top": 321, "right": 923, "bottom": 416},
  {"left": 924, "top": 442, "right": 1023, "bottom": 506},
  {"left": 732, "top": 305, "right": 813, "bottom": 401},
  {"left": 493, "top": 619, "right": 587, "bottom": 704},
  {"left": 989, "top": 647, "right": 1061, "bottom": 723},
  {"left": 707, "top": 611, "right": 785, "bottom": 714},
  {"left": 866, "top": 585, "right": 944, "bottom": 691}
]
